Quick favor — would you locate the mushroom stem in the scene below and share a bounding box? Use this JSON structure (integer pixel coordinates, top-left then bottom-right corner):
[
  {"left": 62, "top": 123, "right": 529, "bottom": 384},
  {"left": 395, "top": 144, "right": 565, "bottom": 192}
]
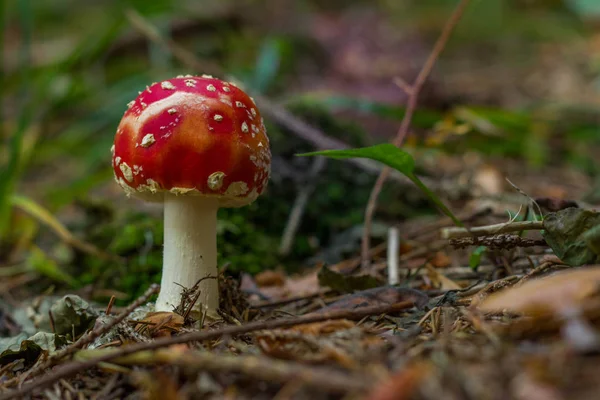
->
[{"left": 156, "top": 194, "right": 219, "bottom": 314}]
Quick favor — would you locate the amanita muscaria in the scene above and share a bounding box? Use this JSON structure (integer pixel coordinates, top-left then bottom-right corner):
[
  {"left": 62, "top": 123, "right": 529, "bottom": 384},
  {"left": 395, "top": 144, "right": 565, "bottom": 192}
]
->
[{"left": 112, "top": 75, "right": 271, "bottom": 314}]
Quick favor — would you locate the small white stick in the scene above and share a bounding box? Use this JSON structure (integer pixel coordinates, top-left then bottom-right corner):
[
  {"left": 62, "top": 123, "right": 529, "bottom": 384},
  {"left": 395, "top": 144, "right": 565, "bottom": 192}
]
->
[{"left": 387, "top": 227, "right": 400, "bottom": 285}]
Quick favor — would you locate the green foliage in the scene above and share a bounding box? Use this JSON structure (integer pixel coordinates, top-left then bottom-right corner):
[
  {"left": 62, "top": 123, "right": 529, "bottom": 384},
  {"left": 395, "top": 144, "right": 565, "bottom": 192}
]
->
[
  {"left": 469, "top": 246, "right": 487, "bottom": 271},
  {"left": 542, "top": 208, "right": 600, "bottom": 266},
  {"left": 298, "top": 144, "right": 463, "bottom": 227},
  {"left": 0, "top": 332, "right": 67, "bottom": 367}
]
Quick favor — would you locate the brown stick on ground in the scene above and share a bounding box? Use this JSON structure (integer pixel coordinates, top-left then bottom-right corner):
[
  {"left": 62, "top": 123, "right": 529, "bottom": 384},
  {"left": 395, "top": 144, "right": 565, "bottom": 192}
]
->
[
  {"left": 0, "top": 300, "right": 416, "bottom": 399},
  {"left": 361, "top": 0, "right": 473, "bottom": 269}
]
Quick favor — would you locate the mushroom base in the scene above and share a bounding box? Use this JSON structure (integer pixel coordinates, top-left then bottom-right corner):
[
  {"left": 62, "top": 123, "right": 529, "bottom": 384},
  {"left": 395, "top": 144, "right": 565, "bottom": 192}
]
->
[{"left": 156, "top": 194, "right": 219, "bottom": 314}]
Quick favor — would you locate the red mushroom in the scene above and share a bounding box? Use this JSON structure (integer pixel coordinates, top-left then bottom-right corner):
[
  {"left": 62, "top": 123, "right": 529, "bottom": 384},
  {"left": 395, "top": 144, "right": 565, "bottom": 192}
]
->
[{"left": 112, "top": 75, "right": 271, "bottom": 314}]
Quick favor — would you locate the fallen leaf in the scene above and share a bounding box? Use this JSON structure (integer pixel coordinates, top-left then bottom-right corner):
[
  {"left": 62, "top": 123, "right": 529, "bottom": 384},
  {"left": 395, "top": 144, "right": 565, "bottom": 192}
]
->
[
  {"left": 542, "top": 208, "right": 600, "bottom": 266},
  {"left": 425, "top": 264, "right": 461, "bottom": 290},
  {"left": 477, "top": 266, "right": 600, "bottom": 316},
  {"left": 0, "top": 332, "right": 67, "bottom": 366},
  {"left": 136, "top": 312, "right": 184, "bottom": 338},
  {"left": 254, "top": 270, "right": 286, "bottom": 287},
  {"left": 429, "top": 252, "right": 452, "bottom": 268}
]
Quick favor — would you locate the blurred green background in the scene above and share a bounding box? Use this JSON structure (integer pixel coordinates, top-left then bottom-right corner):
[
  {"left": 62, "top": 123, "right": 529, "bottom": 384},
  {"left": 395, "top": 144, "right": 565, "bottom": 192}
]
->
[{"left": 1, "top": 0, "right": 600, "bottom": 301}]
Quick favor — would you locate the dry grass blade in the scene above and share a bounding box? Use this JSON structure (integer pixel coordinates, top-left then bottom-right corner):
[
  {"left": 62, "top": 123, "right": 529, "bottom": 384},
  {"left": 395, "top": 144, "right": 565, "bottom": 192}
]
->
[
  {"left": 361, "top": 0, "right": 472, "bottom": 268},
  {"left": 10, "top": 194, "right": 123, "bottom": 262}
]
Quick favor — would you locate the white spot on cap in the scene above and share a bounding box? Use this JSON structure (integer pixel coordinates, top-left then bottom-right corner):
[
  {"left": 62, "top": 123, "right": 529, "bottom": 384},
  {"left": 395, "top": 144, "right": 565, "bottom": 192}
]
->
[
  {"left": 241, "top": 122, "right": 249, "bottom": 133},
  {"left": 120, "top": 162, "right": 133, "bottom": 182},
  {"left": 127, "top": 101, "right": 135, "bottom": 109},
  {"left": 115, "top": 156, "right": 122, "bottom": 166},
  {"left": 214, "top": 114, "right": 224, "bottom": 122},
  {"left": 117, "top": 177, "right": 135, "bottom": 196},
  {"left": 201, "top": 74, "right": 213, "bottom": 78},
  {"left": 220, "top": 98, "right": 233, "bottom": 107},
  {"left": 225, "top": 181, "right": 249, "bottom": 196},
  {"left": 258, "top": 142, "right": 263, "bottom": 147},
  {"left": 250, "top": 108, "right": 257, "bottom": 117},
  {"left": 222, "top": 86, "right": 231, "bottom": 92},
  {"left": 146, "top": 85, "right": 152, "bottom": 93},
  {"left": 141, "top": 134, "right": 156, "bottom": 148},
  {"left": 207, "top": 84, "right": 216, "bottom": 92},
  {"left": 185, "top": 79, "right": 196, "bottom": 87},
  {"left": 110, "top": 145, "right": 115, "bottom": 155},
  {"left": 235, "top": 101, "right": 245, "bottom": 108},
  {"left": 161, "top": 81, "right": 175, "bottom": 90},
  {"left": 145, "top": 179, "right": 159, "bottom": 192},
  {"left": 208, "top": 171, "right": 226, "bottom": 191},
  {"left": 168, "top": 108, "right": 177, "bottom": 114}
]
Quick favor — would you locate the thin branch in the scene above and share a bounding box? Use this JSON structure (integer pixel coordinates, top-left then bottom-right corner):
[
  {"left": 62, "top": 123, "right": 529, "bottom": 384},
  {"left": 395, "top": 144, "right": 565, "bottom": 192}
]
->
[
  {"left": 361, "top": 0, "right": 472, "bottom": 269},
  {"left": 441, "top": 220, "right": 544, "bottom": 239},
  {"left": 102, "top": 349, "right": 372, "bottom": 394},
  {"left": 0, "top": 300, "right": 416, "bottom": 399},
  {"left": 449, "top": 234, "right": 546, "bottom": 250}
]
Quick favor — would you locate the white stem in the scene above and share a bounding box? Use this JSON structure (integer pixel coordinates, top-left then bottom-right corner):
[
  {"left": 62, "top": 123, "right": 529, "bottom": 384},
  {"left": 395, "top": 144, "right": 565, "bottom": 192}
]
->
[{"left": 156, "top": 194, "right": 219, "bottom": 313}]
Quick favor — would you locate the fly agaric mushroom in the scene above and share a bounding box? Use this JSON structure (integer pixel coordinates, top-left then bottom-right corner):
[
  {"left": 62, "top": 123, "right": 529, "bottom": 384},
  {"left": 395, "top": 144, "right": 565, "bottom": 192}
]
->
[{"left": 112, "top": 75, "right": 271, "bottom": 315}]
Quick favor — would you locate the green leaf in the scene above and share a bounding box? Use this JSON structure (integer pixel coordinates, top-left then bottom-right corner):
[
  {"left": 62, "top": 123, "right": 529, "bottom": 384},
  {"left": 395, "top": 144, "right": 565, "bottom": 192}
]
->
[
  {"left": 48, "top": 295, "right": 99, "bottom": 339},
  {"left": 298, "top": 144, "right": 462, "bottom": 227},
  {"left": 0, "top": 332, "right": 67, "bottom": 366},
  {"left": 27, "top": 246, "right": 76, "bottom": 285},
  {"left": 542, "top": 208, "right": 600, "bottom": 266},
  {"left": 469, "top": 246, "right": 487, "bottom": 270},
  {"left": 299, "top": 144, "right": 415, "bottom": 175}
]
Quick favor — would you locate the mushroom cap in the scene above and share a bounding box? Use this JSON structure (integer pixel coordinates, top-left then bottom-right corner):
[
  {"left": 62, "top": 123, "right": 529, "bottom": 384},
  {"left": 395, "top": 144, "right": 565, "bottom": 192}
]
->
[{"left": 112, "top": 75, "right": 271, "bottom": 207}]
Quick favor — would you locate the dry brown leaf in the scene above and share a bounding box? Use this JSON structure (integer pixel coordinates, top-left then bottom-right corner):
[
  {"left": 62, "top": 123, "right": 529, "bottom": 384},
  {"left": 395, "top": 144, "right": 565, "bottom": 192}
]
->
[
  {"left": 254, "top": 270, "right": 286, "bottom": 287},
  {"left": 478, "top": 266, "right": 600, "bottom": 316},
  {"left": 366, "top": 362, "right": 432, "bottom": 400},
  {"left": 135, "top": 312, "right": 184, "bottom": 338},
  {"left": 243, "top": 270, "right": 320, "bottom": 303},
  {"left": 430, "top": 251, "right": 452, "bottom": 268},
  {"left": 425, "top": 264, "right": 461, "bottom": 290}
]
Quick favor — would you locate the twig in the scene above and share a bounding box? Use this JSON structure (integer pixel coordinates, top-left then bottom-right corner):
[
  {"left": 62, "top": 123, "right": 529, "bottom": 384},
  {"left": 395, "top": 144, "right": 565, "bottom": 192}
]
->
[
  {"left": 279, "top": 156, "right": 327, "bottom": 255},
  {"left": 109, "top": 349, "right": 371, "bottom": 394},
  {"left": 441, "top": 220, "right": 544, "bottom": 239},
  {"left": 2, "top": 284, "right": 159, "bottom": 389},
  {"left": 506, "top": 178, "right": 543, "bottom": 218},
  {"left": 0, "top": 300, "right": 415, "bottom": 399},
  {"left": 124, "top": 9, "right": 418, "bottom": 186},
  {"left": 361, "top": 0, "right": 472, "bottom": 269},
  {"left": 449, "top": 234, "right": 546, "bottom": 250},
  {"left": 105, "top": 295, "right": 116, "bottom": 315}
]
